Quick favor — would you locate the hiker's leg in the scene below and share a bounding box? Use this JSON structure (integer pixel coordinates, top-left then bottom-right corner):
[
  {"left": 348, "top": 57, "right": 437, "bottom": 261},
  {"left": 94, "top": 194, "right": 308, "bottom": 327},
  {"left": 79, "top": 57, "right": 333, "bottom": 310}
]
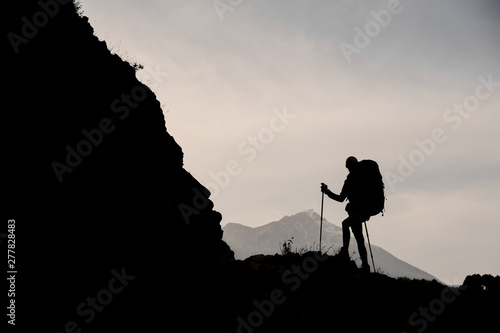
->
[
  {"left": 341, "top": 217, "right": 352, "bottom": 250},
  {"left": 352, "top": 221, "right": 368, "bottom": 266}
]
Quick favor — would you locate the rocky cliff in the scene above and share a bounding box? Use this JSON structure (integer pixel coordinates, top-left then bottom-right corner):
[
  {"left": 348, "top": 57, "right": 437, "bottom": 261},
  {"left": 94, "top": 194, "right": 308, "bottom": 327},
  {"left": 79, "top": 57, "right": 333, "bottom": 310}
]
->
[{"left": 5, "top": 1, "right": 232, "bottom": 331}]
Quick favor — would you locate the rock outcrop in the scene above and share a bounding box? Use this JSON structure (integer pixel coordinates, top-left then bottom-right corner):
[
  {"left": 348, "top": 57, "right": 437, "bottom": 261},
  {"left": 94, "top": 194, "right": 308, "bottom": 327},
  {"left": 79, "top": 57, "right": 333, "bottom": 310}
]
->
[{"left": 5, "top": 1, "right": 232, "bottom": 331}]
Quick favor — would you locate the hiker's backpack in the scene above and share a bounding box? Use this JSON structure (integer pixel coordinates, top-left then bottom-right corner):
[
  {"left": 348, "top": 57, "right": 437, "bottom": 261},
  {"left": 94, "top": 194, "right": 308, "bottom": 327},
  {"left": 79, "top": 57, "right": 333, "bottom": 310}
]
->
[{"left": 358, "top": 160, "right": 385, "bottom": 216}]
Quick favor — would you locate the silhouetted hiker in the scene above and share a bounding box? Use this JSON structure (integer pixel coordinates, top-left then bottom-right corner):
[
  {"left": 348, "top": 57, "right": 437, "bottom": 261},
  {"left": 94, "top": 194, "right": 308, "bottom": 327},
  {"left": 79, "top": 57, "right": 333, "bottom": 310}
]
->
[{"left": 321, "top": 156, "right": 385, "bottom": 273}]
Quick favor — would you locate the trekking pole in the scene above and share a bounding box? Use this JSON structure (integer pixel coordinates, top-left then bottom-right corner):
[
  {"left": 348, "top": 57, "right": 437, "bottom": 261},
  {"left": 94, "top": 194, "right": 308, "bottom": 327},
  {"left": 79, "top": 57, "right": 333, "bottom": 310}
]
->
[
  {"left": 364, "top": 221, "right": 375, "bottom": 272},
  {"left": 319, "top": 185, "right": 325, "bottom": 254}
]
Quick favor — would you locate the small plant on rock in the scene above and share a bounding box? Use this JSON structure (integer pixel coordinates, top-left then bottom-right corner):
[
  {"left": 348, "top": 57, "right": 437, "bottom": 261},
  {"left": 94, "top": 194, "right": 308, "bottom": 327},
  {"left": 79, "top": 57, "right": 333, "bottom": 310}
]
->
[{"left": 281, "top": 237, "right": 294, "bottom": 255}]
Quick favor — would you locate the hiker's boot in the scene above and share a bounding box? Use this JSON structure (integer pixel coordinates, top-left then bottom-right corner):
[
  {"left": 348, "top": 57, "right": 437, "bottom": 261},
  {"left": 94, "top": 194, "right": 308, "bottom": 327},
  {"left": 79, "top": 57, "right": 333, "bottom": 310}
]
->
[
  {"left": 360, "top": 263, "right": 370, "bottom": 274},
  {"left": 338, "top": 247, "right": 349, "bottom": 260}
]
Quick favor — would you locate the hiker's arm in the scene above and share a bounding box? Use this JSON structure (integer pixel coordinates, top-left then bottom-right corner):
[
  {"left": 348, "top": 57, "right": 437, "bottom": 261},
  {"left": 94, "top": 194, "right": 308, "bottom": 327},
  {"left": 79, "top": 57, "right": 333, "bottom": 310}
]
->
[
  {"left": 321, "top": 184, "right": 346, "bottom": 202},
  {"left": 325, "top": 190, "right": 346, "bottom": 202}
]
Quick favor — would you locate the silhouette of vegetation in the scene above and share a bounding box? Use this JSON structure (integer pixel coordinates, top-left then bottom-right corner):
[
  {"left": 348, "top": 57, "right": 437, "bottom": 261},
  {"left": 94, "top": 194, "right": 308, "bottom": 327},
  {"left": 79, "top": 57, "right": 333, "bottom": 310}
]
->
[
  {"left": 280, "top": 237, "right": 294, "bottom": 255},
  {"left": 280, "top": 237, "right": 337, "bottom": 255}
]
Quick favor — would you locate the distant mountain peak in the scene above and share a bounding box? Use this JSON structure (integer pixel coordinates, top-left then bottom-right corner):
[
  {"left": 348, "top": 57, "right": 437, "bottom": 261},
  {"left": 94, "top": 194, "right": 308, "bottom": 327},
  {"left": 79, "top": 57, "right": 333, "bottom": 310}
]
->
[
  {"left": 303, "top": 209, "right": 318, "bottom": 219},
  {"left": 300, "top": 209, "right": 325, "bottom": 224},
  {"left": 280, "top": 209, "right": 322, "bottom": 224}
]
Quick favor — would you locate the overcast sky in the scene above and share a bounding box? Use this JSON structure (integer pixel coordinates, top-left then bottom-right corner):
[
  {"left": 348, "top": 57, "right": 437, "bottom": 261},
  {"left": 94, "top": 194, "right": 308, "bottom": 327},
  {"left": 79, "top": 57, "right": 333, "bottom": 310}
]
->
[{"left": 80, "top": 0, "right": 500, "bottom": 284}]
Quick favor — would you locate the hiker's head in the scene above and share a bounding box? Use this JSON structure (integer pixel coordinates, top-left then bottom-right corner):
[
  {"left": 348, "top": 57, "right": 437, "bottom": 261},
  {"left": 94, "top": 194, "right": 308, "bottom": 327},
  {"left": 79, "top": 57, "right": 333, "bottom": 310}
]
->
[{"left": 345, "top": 156, "right": 358, "bottom": 171}]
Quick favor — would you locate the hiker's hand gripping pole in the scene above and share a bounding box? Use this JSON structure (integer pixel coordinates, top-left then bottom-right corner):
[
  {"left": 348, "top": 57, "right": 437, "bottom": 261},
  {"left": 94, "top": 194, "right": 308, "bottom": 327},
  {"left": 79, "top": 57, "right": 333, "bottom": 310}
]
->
[{"left": 321, "top": 183, "right": 345, "bottom": 203}]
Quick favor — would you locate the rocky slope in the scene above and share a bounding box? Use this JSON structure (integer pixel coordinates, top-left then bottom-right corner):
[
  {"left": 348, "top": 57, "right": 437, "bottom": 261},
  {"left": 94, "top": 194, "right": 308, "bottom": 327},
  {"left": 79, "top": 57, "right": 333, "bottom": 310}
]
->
[
  {"left": 215, "top": 253, "right": 500, "bottom": 333},
  {"left": 5, "top": 1, "right": 232, "bottom": 332}
]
